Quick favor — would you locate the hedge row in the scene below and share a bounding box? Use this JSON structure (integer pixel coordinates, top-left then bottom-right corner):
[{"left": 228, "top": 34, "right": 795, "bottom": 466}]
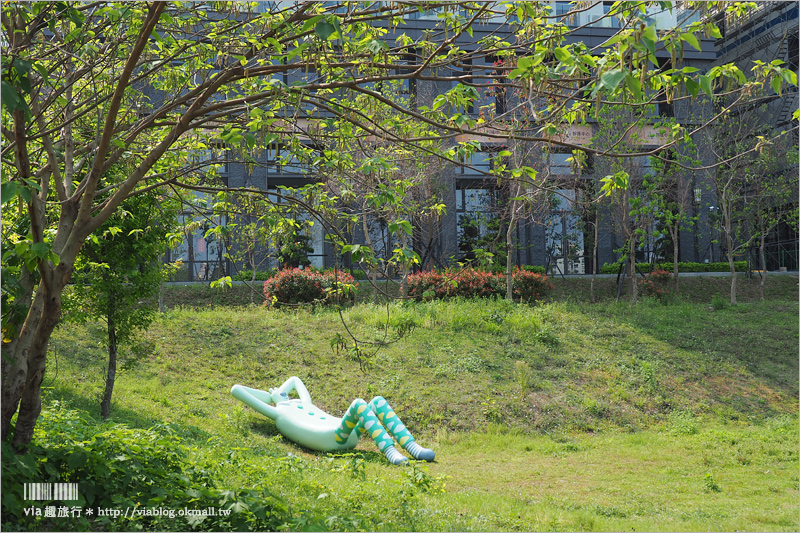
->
[
  {"left": 407, "top": 267, "right": 553, "bottom": 303},
  {"left": 599, "top": 261, "right": 748, "bottom": 274},
  {"left": 261, "top": 267, "right": 553, "bottom": 306}
]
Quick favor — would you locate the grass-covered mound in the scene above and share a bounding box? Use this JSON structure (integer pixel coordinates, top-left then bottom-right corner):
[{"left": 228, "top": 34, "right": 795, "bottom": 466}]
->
[{"left": 8, "top": 293, "right": 799, "bottom": 531}]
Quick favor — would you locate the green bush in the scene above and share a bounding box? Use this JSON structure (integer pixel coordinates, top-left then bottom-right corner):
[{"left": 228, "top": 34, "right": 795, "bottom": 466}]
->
[
  {"left": 232, "top": 269, "right": 276, "bottom": 281},
  {"left": 1, "top": 402, "right": 289, "bottom": 531},
  {"left": 600, "top": 261, "right": 748, "bottom": 274},
  {"left": 521, "top": 265, "right": 546, "bottom": 275}
]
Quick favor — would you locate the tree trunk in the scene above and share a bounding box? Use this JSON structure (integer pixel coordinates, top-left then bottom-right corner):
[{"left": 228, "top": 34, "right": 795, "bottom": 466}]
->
[
  {"left": 506, "top": 212, "right": 517, "bottom": 301},
  {"left": 726, "top": 230, "right": 738, "bottom": 306},
  {"left": 672, "top": 225, "right": 680, "bottom": 295},
  {"left": 590, "top": 209, "right": 598, "bottom": 303},
  {"left": 100, "top": 314, "right": 118, "bottom": 419},
  {"left": 759, "top": 222, "right": 767, "bottom": 301},
  {"left": 629, "top": 233, "right": 638, "bottom": 305},
  {"left": 2, "top": 283, "right": 64, "bottom": 450},
  {"left": 399, "top": 231, "right": 409, "bottom": 299}
]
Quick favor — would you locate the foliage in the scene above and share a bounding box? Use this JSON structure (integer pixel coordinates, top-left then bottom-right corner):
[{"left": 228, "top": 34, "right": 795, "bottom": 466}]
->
[
  {"left": 263, "top": 268, "right": 357, "bottom": 308},
  {"left": 38, "top": 296, "right": 800, "bottom": 531},
  {"left": 600, "top": 261, "right": 748, "bottom": 274},
  {"left": 2, "top": 0, "right": 797, "bottom": 450},
  {"left": 65, "top": 190, "right": 181, "bottom": 416},
  {"left": 277, "top": 233, "right": 314, "bottom": 269},
  {"left": 232, "top": 269, "right": 276, "bottom": 282},
  {"left": 639, "top": 269, "right": 674, "bottom": 303},
  {"left": 406, "top": 267, "right": 552, "bottom": 302},
  {"left": 512, "top": 268, "right": 555, "bottom": 303},
  {"left": 1, "top": 403, "right": 289, "bottom": 531}
]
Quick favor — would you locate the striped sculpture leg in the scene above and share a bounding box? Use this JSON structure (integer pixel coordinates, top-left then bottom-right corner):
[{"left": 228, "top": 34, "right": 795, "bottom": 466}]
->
[
  {"left": 369, "top": 396, "right": 435, "bottom": 462},
  {"left": 334, "top": 399, "right": 407, "bottom": 464}
]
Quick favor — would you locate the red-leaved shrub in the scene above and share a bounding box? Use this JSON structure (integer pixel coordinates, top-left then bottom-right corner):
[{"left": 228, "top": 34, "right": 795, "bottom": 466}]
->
[
  {"left": 639, "top": 268, "right": 674, "bottom": 302},
  {"left": 407, "top": 267, "right": 552, "bottom": 303},
  {"left": 512, "top": 268, "right": 555, "bottom": 302},
  {"left": 264, "top": 268, "right": 357, "bottom": 307}
]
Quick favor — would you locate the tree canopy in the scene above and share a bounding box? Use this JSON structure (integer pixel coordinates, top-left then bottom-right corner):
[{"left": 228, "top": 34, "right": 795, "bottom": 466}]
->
[{"left": 2, "top": 1, "right": 797, "bottom": 448}]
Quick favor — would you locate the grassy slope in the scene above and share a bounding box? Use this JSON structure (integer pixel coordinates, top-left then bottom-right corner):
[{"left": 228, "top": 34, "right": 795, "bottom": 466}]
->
[{"left": 44, "top": 276, "right": 799, "bottom": 531}]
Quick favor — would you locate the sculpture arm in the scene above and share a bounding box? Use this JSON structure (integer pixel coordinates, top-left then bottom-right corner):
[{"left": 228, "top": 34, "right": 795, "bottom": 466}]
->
[
  {"left": 276, "top": 376, "right": 312, "bottom": 403},
  {"left": 230, "top": 384, "right": 279, "bottom": 420}
]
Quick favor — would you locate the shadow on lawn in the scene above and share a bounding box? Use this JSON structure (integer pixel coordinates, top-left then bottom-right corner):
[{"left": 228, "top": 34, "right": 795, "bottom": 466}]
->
[{"left": 42, "top": 386, "right": 214, "bottom": 441}]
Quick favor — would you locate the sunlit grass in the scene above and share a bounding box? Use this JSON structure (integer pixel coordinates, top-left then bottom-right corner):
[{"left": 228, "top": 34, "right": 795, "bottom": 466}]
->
[{"left": 44, "top": 294, "right": 799, "bottom": 531}]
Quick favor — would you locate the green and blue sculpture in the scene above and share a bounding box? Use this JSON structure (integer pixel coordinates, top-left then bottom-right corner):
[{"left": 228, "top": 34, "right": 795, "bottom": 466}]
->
[{"left": 230, "top": 376, "right": 435, "bottom": 465}]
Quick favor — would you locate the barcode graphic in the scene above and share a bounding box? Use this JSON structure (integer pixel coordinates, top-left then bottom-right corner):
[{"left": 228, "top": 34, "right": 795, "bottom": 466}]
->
[{"left": 24, "top": 483, "right": 79, "bottom": 501}]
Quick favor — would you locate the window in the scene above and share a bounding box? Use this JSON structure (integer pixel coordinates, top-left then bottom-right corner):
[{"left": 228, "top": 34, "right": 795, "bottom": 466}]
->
[
  {"left": 456, "top": 188, "right": 498, "bottom": 261},
  {"left": 788, "top": 33, "right": 799, "bottom": 73},
  {"left": 546, "top": 189, "right": 586, "bottom": 275},
  {"left": 548, "top": 152, "right": 573, "bottom": 175},
  {"left": 491, "top": 57, "right": 508, "bottom": 116},
  {"left": 460, "top": 150, "right": 493, "bottom": 176}
]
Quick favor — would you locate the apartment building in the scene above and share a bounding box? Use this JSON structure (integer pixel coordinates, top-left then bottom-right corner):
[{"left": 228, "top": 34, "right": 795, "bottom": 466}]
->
[{"left": 167, "top": 2, "right": 794, "bottom": 281}]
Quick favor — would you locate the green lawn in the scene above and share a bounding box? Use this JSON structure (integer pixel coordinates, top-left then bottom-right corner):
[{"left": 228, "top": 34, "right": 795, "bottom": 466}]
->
[{"left": 14, "top": 280, "right": 800, "bottom": 531}]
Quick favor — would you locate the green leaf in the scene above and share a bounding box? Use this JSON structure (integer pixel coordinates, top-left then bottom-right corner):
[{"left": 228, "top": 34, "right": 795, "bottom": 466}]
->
[
  {"left": 331, "top": 16, "right": 342, "bottom": 40},
  {"left": 31, "top": 242, "right": 49, "bottom": 259},
  {"left": 314, "top": 21, "right": 335, "bottom": 41},
  {"left": 398, "top": 220, "right": 413, "bottom": 236},
  {"left": 366, "top": 39, "right": 388, "bottom": 54},
  {"left": 600, "top": 69, "right": 626, "bottom": 91},
  {"left": 17, "top": 185, "right": 31, "bottom": 203},
  {"left": 642, "top": 36, "right": 656, "bottom": 56},
  {"left": 781, "top": 69, "right": 797, "bottom": 86},
  {"left": 553, "top": 47, "right": 570, "bottom": 62},
  {"left": 1, "top": 81, "right": 21, "bottom": 112},
  {"left": 67, "top": 451, "right": 87, "bottom": 469},
  {"left": 642, "top": 25, "right": 657, "bottom": 43},
  {"left": 698, "top": 74, "right": 712, "bottom": 97},
  {"left": 772, "top": 76, "right": 782, "bottom": 96},
  {"left": 681, "top": 32, "right": 701, "bottom": 51},
  {"left": 706, "top": 23, "right": 722, "bottom": 39},
  {"left": 624, "top": 73, "right": 642, "bottom": 100},
  {"left": 1, "top": 181, "right": 18, "bottom": 205},
  {"left": 685, "top": 78, "right": 700, "bottom": 98}
]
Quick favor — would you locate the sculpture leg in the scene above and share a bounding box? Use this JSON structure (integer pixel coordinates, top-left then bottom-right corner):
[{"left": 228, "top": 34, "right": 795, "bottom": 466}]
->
[
  {"left": 334, "top": 399, "right": 407, "bottom": 465},
  {"left": 369, "top": 396, "right": 435, "bottom": 462}
]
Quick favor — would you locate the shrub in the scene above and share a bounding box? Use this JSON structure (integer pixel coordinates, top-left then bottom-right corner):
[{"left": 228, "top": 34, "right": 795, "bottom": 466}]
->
[
  {"left": 449, "top": 268, "right": 504, "bottom": 299},
  {"left": 407, "top": 268, "right": 552, "bottom": 303},
  {"left": 640, "top": 269, "right": 674, "bottom": 302},
  {"left": 263, "top": 268, "right": 357, "bottom": 307},
  {"left": 407, "top": 270, "right": 448, "bottom": 301},
  {"left": 521, "top": 264, "right": 546, "bottom": 275},
  {"left": 512, "top": 268, "right": 554, "bottom": 302},
  {"left": 232, "top": 268, "right": 276, "bottom": 281},
  {"left": 600, "top": 261, "right": 748, "bottom": 274},
  {"left": 2, "top": 402, "right": 288, "bottom": 531}
]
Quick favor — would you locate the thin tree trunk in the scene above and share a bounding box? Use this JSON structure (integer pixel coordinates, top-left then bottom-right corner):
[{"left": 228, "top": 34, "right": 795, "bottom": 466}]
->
[
  {"left": 506, "top": 211, "right": 518, "bottom": 301},
  {"left": 759, "top": 220, "right": 767, "bottom": 301},
  {"left": 399, "top": 231, "right": 409, "bottom": 299},
  {"left": 629, "top": 232, "right": 638, "bottom": 305},
  {"left": 726, "top": 227, "right": 738, "bottom": 306},
  {"left": 100, "top": 313, "right": 117, "bottom": 419},
  {"left": 590, "top": 209, "right": 598, "bottom": 303},
  {"left": 672, "top": 225, "right": 680, "bottom": 295}
]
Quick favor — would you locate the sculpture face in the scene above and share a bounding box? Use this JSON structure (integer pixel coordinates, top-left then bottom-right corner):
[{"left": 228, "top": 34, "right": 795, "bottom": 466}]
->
[{"left": 269, "top": 388, "right": 289, "bottom": 404}]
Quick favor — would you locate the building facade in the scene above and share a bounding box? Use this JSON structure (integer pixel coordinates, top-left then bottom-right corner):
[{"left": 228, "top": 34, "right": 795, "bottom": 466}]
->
[{"left": 167, "top": 2, "right": 798, "bottom": 282}]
